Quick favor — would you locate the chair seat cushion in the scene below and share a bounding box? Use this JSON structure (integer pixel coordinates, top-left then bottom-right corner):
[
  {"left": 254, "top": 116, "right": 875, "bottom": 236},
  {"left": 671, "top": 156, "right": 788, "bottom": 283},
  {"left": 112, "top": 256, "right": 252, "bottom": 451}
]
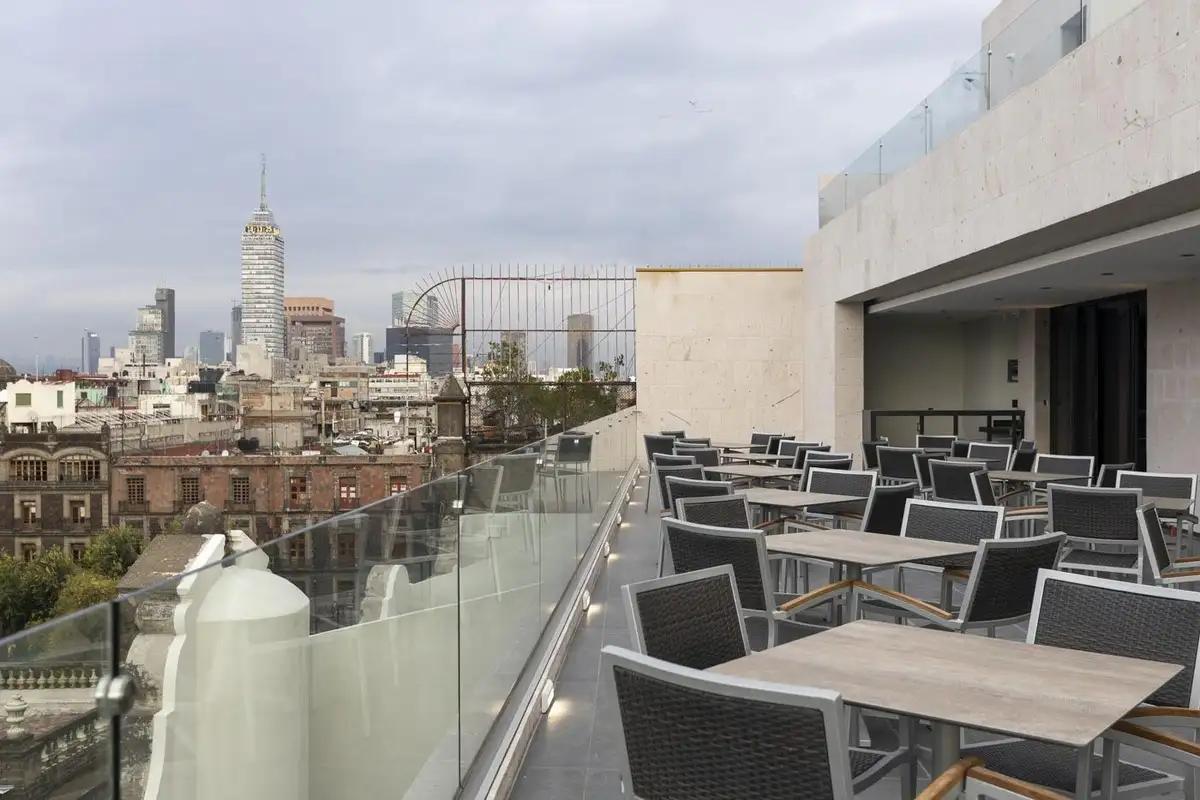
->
[
  {"left": 849, "top": 748, "right": 885, "bottom": 777},
  {"left": 916, "top": 554, "right": 976, "bottom": 569},
  {"left": 961, "top": 739, "right": 1169, "bottom": 792},
  {"left": 1059, "top": 549, "right": 1138, "bottom": 569}
]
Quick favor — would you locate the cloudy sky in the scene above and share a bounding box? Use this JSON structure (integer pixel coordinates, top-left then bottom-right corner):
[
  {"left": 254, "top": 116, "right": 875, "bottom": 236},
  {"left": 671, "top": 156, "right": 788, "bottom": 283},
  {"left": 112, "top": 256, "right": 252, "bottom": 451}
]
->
[{"left": 0, "top": 0, "right": 994, "bottom": 368}]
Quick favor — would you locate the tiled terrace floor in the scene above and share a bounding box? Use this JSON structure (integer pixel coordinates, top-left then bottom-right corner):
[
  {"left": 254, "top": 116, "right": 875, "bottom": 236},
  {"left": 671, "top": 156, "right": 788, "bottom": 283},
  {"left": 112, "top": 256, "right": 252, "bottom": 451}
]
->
[{"left": 510, "top": 474, "right": 1185, "bottom": 800}]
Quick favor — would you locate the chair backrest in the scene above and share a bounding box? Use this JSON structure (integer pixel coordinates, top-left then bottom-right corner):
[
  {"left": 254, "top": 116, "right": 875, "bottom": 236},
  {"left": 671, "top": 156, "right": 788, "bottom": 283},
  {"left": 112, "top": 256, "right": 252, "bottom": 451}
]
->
[
  {"left": 967, "top": 442, "right": 1013, "bottom": 470},
  {"left": 862, "top": 482, "right": 917, "bottom": 535},
  {"left": 653, "top": 453, "right": 696, "bottom": 469},
  {"left": 766, "top": 435, "right": 794, "bottom": 455},
  {"left": 495, "top": 453, "right": 539, "bottom": 494},
  {"left": 805, "top": 451, "right": 851, "bottom": 465},
  {"left": 1029, "top": 570, "right": 1200, "bottom": 708},
  {"left": 660, "top": 518, "right": 771, "bottom": 611},
  {"left": 558, "top": 434, "right": 593, "bottom": 464},
  {"left": 804, "top": 468, "right": 876, "bottom": 497},
  {"left": 1047, "top": 484, "right": 1141, "bottom": 544},
  {"left": 913, "top": 452, "right": 945, "bottom": 492},
  {"left": 623, "top": 566, "right": 750, "bottom": 669},
  {"left": 1096, "top": 462, "right": 1135, "bottom": 488},
  {"left": 1116, "top": 470, "right": 1197, "bottom": 502},
  {"left": 916, "top": 434, "right": 957, "bottom": 451},
  {"left": 672, "top": 441, "right": 708, "bottom": 450},
  {"left": 644, "top": 434, "right": 677, "bottom": 464},
  {"left": 902, "top": 499, "right": 1005, "bottom": 547},
  {"left": 782, "top": 442, "right": 830, "bottom": 468},
  {"left": 861, "top": 439, "right": 889, "bottom": 470},
  {"left": 464, "top": 465, "right": 504, "bottom": 511},
  {"left": 1033, "top": 454, "right": 1094, "bottom": 485},
  {"left": 748, "top": 432, "right": 779, "bottom": 453},
  {"left": 1016, "top": 439, "right": 1037, "bottom": 452},
  {"left": 951, "top": 440, "right": 970, "bottom": 458},
  {"left": 660, "top": 430, "right": 686, "bottom": 439},
  {"left": 676, "top": 446, "right": 720, "bottom": 467},
  {"left": 1136, "top": 503, "right": 1174, "bottom": 584},
  {"left": 655, "top": 465, "right": 706, "bottom": 512},
  {"left": 877, "top": 446, "right": 922, "bottom": 481},
  {"left": 929, "top": 459, "right": 987, "bottom": 503},
  {"left": 678, "top": 437, "right": 711, "bottom": 446},
  {"left": 667, "top": 476, "right": 734, "bottom": 517},
  {"left": 603, "top": 646, "right": 854, "bottom": 800},
  {"left": 676, "top": 494, "right": 753, "bottom": 530},
  {"left": 970, "top": 470, "right": 997, "bottom": 506},
  {"left": 1010, "top": 447, "right": 1037, "bottom": 472},
  {"left": 958, "top": 533, "right": 1065, "bottom": 625}
]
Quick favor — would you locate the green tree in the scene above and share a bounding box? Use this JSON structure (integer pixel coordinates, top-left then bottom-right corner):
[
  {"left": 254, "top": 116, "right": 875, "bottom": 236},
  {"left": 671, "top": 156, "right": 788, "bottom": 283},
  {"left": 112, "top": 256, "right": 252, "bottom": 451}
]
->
[
  {"left": 81, "top": 525, "right": 145, "bottom": 580},
  {"left": 53, "top": 571, "right": 119, "bottom": 616}
]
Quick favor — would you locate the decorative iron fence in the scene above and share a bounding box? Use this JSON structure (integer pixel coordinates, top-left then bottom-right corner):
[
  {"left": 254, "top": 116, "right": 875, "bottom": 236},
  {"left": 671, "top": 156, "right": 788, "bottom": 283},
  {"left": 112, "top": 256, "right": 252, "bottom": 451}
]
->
[{"left": 466, "top": 380, "right": 635, "bottom": 446}]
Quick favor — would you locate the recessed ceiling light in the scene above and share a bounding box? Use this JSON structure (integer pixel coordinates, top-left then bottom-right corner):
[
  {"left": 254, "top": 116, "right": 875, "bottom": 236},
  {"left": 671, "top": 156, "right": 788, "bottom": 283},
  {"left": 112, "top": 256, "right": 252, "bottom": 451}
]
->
[
  {"left": 1040, "top": 286, "right": 1052, "bottom": 290},
  {"left": 1101, "top": 272, "right": 1114, "bottom": 276},
  {"left": 993, "top": 297, "right": 1004, "bottom": 301},
  {"left": 1182, "top": 253, "right": 1197, "bottom": 258}
]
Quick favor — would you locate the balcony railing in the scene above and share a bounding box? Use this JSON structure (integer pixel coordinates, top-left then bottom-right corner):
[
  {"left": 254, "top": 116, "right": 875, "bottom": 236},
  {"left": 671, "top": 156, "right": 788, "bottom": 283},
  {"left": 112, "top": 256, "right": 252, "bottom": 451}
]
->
[
  {"left": 0, "top": 406, "right": 639, "bottom": 799},
  {"left": 819, "top": 0, "right": 1085, "bottom": 226}
]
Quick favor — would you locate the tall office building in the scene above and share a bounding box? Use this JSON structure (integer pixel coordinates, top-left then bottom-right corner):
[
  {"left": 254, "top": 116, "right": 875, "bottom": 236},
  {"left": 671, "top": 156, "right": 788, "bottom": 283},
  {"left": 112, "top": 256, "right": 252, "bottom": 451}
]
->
[
  {"left": 230, "top": 305, "right": 243, "bottom": 363},
  {"left": 129, "top": 305, "right": 165, "bottom": 364},
  {"left": 391, "top": 291, "right": 412, "bottom": 327},
  {"left": 352, "top": 332, "right": 374, "bottom": 364},
  {"left": 284, "top": 297, "right": 345, "bottom": 358},
  {"left": 240, "top": 158, "right": 286, "bottom": 360},
  {"left": 198, "top": 330, "right": 226, "bottom": 365},
  {"left": 392, "top": 290, "right": 439, "bottom": 327},
  {"left": 81, "top": 331, "right": 100, "bottom": 374},
  {"left": 567, "top": 313, "right": 594, "bottom": 372},
  {"left": 155, "top": 287, "right": 176, "bottom": 359}
]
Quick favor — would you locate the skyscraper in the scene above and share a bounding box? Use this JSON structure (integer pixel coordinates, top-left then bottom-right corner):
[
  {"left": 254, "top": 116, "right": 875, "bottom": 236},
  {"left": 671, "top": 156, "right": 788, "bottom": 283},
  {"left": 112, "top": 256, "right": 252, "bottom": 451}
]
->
[
  {"left": 392, "top": 290, "right": 439, "bottom": 327},
  {"left": 155, "top": 287, "right": 176, "bottom": 359},
  {"left": 391, "top": 291, "right": 412, "bottom": 327},
  {"left": 567, "top": 313, "right": 594, "bottom": 372},
  {"left": 129, "top": 305, "right": 165, "bottom": 364},
  {"left": 81, "top": 331, "right": 100, "bottom": 374},
  {"left": 230, "top": 305, "right": 243, "bottom": 363},
  {"left": 240, "top": 157, "right": 285, "bottom": 360},
  {"left": 198, "top": 330, "right": 226, "bottom": 365},
  {"left": 352, "top": 332, "right": 374, "bottom": 364}
]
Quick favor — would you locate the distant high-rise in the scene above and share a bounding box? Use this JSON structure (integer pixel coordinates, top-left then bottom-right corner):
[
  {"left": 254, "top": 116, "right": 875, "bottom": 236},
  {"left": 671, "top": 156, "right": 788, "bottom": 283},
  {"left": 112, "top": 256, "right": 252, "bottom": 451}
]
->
[
  {"left": 129, "top": 305, "right": 165, "bottom": 364},
  {"left": 391, "top": 291, "right": 412, "bottom": 327},
  {"left": 352, "top": 332, "right": 374, "bottom": 364},
  {"left": 567, "top": 314, "right": 594, "bottom": 372},
  {"left": 392, "top": 289, "right": 439, "bottom": 327},
  {"left": 155, "top": 287, "right": 176, "bottom": 359},
  {"left": 230, "top": 305, "right": 243, "bottom": 363},
  {"left": 198, "top": 330, "right": 226, "bottom": 365},
  {"left": 240, "top": 157, "right": 286, "bottom": 360},
  {"left": 81, "top": 330, "right": 100, "bottom": 374},
  {"left": 284, "top": 296, "right": 345, "bottom": 359}
]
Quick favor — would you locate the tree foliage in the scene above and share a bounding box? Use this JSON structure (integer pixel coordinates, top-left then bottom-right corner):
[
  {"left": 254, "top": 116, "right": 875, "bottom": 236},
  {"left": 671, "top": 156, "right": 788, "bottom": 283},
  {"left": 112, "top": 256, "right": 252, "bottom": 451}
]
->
[
  {"left": 53, "top": 571, "right": 119, "bottom": 617},
  {"left": 80, "top": 525, "right": 145, "bottom": 579}
]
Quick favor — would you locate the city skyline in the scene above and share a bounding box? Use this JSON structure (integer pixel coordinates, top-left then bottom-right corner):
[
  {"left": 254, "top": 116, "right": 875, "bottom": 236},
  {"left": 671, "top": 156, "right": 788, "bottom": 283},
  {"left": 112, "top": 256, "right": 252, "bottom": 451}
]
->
[{"left": 0, "top": 1, "right": 994, "bottom": 365}]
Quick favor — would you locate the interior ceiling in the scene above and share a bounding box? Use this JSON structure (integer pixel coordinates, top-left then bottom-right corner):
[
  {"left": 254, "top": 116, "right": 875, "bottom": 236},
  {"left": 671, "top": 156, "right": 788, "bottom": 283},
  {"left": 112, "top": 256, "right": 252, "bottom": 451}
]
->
[{"left": 868, "top": 214, "right": 1200, "bottom": 316}]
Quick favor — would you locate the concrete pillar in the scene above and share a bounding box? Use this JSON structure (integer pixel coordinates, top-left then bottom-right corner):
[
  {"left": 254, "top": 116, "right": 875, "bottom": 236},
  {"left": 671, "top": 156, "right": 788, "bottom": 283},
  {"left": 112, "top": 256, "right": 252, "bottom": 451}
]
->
[{"left": 1016, "top": 310, "right": 1051, "bottom": 449}]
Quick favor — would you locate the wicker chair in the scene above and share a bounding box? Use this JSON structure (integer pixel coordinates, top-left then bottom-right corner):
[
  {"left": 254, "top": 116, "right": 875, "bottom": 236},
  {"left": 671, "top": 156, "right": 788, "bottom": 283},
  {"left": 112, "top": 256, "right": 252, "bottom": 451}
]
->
[
  {"left": 1136, "top": 503, "right": 1200, "bottom": 587},
  {"left": 651, "top": 463, "right": 704, "bottom": 516},
  {"left": 674, "top": 446, "right": 720, "bottom": 468},
  {"left": 666, "top": 476, "right": 733, "bottom": 519},
  {"left": 929, "top": 460, "right": 987, "bottom": 503},
  {"left": 602, "top": 645, "right": 915, "bottom": 799},
  {"left": 916, "top": 434, "right": 957, "bottom": 451},
  {"left": 951, "top": 440, "right": 970, "bottom": 458},
  {"left": 766, "top": 435, "right": 794, "bottom": 455},
  {"left": 778, "top": 440, "right": 826, "bottom": 468},
  {"left": 494, "top": 453, "right": 539, "bottom": 511},
  {"left": 856, "top": 533, "right": 1065, "bottom": 635},
  {"left": 921, "top": 758, "right": 1084, "bottom": 799},
  {"left": 958, "top": 570, "right": 1200, "bottom": 798},
  {"left": 678, "top": 436, "right": 710, "bottom": 446},
  {"left": 1048, "top": 484, "right": 1142, "bottom": 579},
  {"left": 1010, "top": 446, "right": 1037, "bottom": 473},
  {"left": 1117, "top": 470, "right": 1197, "bottom": 556},
  {"left": 966, "top": 442, "right": 1013, "bottom": 471},
  {"left": 646, "top": 454, "right": 697, "bottom": 515},
  {"left": 913, "top": 452, "right": 946, "bottom": 496},
  {"left": 970, "top": 470, "right": 1046, "bottom": 529},
  {"left": 878, "top": 446, "right": 923, "bottom": 484},
  {"left": 748, "top": 432, "right": 780, "bottom": 454},
  {"left": 1097, "top": 462, "right": 1135, "bottom": 488},
  {"left": 623, "top": 565, "right": 750, "bottom": 669},
  {"left": 862, "top": 438, "right": 889, "bottom": 471},
  {"left": 660, "top": 429, "right": 686, "bottom": 439},
  {"left": 1033, "top": 454, "right": 1094, "bottom": 487},
  {"left": 805, "top": 467, "right": 876, "bottom": 497},
  {"left": 675, "top": 494, "right": 753, "bottom": 529},
  {"left": 860, "top": 482, "right": 918, "bottom": 536}
]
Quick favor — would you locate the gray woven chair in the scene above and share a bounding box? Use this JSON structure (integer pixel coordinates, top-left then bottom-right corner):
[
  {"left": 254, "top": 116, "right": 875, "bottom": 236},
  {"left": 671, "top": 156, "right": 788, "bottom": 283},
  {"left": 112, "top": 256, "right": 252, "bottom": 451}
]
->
[
  {"left": 1097, "top": 462, "right": 1135, "bottom": 488},
  {"left": 805, "top": 451, "right": 853, "bottom": 467},
  {"left": 860, "top": 482, "right": 917, "bottom": 536},
  {"left": 678, "top": 436, "right": 710, "bottom": 446},
  {"left": 1033, "top": 454, "right": 1094, "bottom": 487},
  {"left": 643, "top": 435, "right": 677, "bottom": 508},
  {"left": 862, "top": 438, "right": 889, "bottom": 471},
  {"left": 970, "top": 470, "right": 1046, "bottom": 530},
  {"left": 748, "top": 432, "right": 781, "bottom": 454},
  {"left": 797, "top": 457, "right": 854, "bottom": 492},
  {"left": 959, "top": 569, "right": 1200, "bottom": 798},
  {"left": 1048, "top": 484, "right": 1142, "bottom": 579},
  {"left": 1136, "top": 503, "right": 1200, "bottom": 587},
  {"left": 1117, "top": 470, "right": 1197, "bottom": 556},
  {"left": 878, "top": 446, "right": 923, "bottom": 484},
  {"left": 916, "top": 434, "right": 957, "bottom": 451},
  {"left": 966, "top": 442, "right": 1013, "bottom": 471},
  {"left": 659, "top": 518, "right": 852, "bottom": 647},
  {"left": 463, "top": 464, "right": 503, "bottom": 512},
  {"left": 951, "top": 440, "right": 970, "bottom": 458},
  {"left": 766, "top": 434, "right": 794, "bottom": 455},
  {"left": 660, "top": 429, "right": 686, "bottom": 439},
  {"left": 913, "top": 452, "right": 946, "bottom": 497},
  {"left": 805, "top": 467, "right": 876, "bottom": 497},
  {"left": 602, "top": 645, "right": 912, "bottom": 799},
  {"left": 494, "top": 453, "right": 539, "bottom": 511},
  {"left": 674, "top": 446, "right": 720, "bottom": 468},
  {"left": 856, "top": 533, "right": 1065, "bottom": 635},
  {"left": 624, "top": 565, "right": 750, "bottom": 669},
  {"left": 1010, "top": 446, "right": 1037, "bottom": 472},
  {"left": 666, "top": 476, "right": 734, "bottom": 519},
  {"left": 778, "top": 439, "right": 823, "bottom": 466},
  {"left": 548, "top": 433, "right": 593, "bottom": 509},
  {"left": 646, "top": 454, "right": 697, "bottom": 515},
  {"left": 929, "top": 459, "right": 987, "bottom": 502},
  {"left": 675, "top": 494, "right": 753, "bottom": 529},
  {"left": 651, "top": 464, "right": 704, "bottom": 516}
]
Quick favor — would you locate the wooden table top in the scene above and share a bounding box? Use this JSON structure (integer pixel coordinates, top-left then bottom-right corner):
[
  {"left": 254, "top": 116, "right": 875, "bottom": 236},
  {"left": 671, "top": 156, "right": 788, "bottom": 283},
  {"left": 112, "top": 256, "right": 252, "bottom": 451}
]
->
[
  {"left": 764, "top": 529, "right": 978, "bottom": 567},
  {"left": 710, "top": 623, "right": 1180, "bottom": 748},
  {"left": 722, "top": 452, "right": 792, "bottom": 463},
  {"left": 710, "top": 620, "right": 1180, "bottom": 748},
  {"left": 1147, "top": 496, "right": 1195, "bottom": 513},
  {"left": 988, "top": 469, "right": 1082, "bottom": 483},
  {"left": 704, "top": 465, "right": 805, "bottom": 480},
  {"left": 742, "top": 488, "right": 864, "bottom": 509},
  {"left": 710, "top": 441, "right": 754, "bottom": 450}
]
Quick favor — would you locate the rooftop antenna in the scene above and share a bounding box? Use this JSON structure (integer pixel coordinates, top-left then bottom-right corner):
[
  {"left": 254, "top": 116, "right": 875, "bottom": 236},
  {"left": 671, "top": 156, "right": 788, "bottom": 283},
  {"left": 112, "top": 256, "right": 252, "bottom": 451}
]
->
[{"left": 259, "top": 153, "right": 268, "bottom": 211}]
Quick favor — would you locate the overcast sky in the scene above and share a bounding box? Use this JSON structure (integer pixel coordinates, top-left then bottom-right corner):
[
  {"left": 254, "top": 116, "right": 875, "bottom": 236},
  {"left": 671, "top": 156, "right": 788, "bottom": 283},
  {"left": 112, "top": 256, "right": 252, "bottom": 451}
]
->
[{"left": 0, "top": 0, "right": 995, "bottom": 368}]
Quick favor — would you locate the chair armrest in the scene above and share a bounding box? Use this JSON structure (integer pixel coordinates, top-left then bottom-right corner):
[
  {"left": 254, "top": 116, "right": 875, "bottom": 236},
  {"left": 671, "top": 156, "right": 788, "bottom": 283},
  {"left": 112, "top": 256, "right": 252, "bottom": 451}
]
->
[
  {"left": 1124, "top": 706, "right": 1200, "bottom": 725},
  {"left": 966, "top": 766, "right": 1068, "bottom": 800},
  {"left": 1110, "top": 720, "right": 1200, "bottom": 767},
  {"left": 1175, "top": 555, "right": 1200, "bottom": 564},
  {"left": 916, "top": 758, "right": 982, "bottom": 800},
  {"left": 855, "top": 583, "right": 956, "bottom": 623},
  {"left": 1163, "top": 566, "right": 1200, "bottom": 579},
  {"left": 1004, "top": 505, "right": 1047, "bottom": 515},
  {"left": 780, "top": 520, "right": 832, "bottom": 533},
  {"left": 943, "top": 568, "right": 970, "bottom": 582},
  {"left": 777, "top": 579, "right": 854, "bottom": 614}
]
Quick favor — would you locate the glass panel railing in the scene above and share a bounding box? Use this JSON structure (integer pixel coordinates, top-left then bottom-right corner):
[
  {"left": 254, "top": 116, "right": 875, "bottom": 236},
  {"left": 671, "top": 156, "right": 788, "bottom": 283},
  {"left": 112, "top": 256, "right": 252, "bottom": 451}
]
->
[
  {"left": 818, "top": 0, "right": 1084, "bottom": 226},
  {"left": 0, "top": 602, "right": 114, "bottom": 798}
]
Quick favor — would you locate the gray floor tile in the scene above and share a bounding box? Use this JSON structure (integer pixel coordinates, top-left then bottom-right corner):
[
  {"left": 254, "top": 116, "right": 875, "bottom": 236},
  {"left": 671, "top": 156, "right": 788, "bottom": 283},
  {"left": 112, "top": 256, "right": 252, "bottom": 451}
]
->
[{"left": 509, "top": 767, "right": 586, "bottom": 800}]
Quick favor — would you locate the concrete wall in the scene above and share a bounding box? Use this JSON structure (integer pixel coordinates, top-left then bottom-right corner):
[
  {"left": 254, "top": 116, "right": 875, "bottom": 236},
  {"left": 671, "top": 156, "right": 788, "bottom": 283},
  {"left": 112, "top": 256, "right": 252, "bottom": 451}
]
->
[
  {"left": 636, "top": 268, "right": 806, "bottom": 453},
  {"left": 805, "top": 0, "right": 1200, "bottom": 451},
  {"left": 1146, "top": 277, "right": 1200, "bottom": 471},
  {"left": 1091, "top": 0, "right": 1150, "bottom": 36}
]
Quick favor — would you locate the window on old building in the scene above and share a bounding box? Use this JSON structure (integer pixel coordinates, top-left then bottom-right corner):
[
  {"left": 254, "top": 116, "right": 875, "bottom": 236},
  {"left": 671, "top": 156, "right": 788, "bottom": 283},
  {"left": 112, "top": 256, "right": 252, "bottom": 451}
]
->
[
  {"left": 19, "top": 500, "right": 38, "bottom": 524},
  {"left": 288, "top": 536, "right": 307, "bottom": 562},
  {"left": 289, "top": 475, "right": 308, "bottom": 506},
  {"left": 14, "top": 393, "right": 31, "bottom": 407},
  {"left": 69, "top": 542, "right": 87, "bottom": 563},
  {"left": 180, "top": 475, "right": 201, "bottom": 505},
  {"left": 338, "top": 477, "right": 358, "bottom": 507},
  {"left": 60, "top": 457, "right": 102, "bottom": 482},
  {"left": 126, "top": 475, "right": 145, "bottom": 505},
  {"left": 231, "top": 475, "right": 251, "bottom": 505},
  {"left": 20, "top": 542, "right": 39, "bottom": 562},
  {"left": 69, "top": 499, "right": 87, "bottom": 523},
  {"left": 12, "top": 457, "right": 48, "bottom": 482},
  {"left": 390, "top": 476, "right": 408, "bottom": 495},
  {"left": 336, "top": 532, "right": 356, "bottom": 561}
]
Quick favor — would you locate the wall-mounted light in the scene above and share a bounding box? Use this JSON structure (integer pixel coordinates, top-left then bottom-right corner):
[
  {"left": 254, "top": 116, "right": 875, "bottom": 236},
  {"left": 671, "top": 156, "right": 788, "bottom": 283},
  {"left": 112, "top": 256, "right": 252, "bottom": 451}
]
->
[
  {"left": 602, "top": 541, "right": 612, "bottom": 559},
  {"left": 539, "top": 679, "right": 556, "bottom": 714},
  {"left": 581, "top": 589, "right": 592, "bottom": 612}
]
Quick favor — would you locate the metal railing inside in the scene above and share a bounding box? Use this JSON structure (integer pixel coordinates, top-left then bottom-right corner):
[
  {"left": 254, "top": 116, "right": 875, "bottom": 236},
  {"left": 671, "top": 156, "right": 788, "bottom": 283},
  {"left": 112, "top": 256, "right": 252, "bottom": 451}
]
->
[
  {"left": 866, "top": 408, "right": 1025, "bottom": 447},
  {"left": 819, "top": 0, "right": 1085, "bottom": 226},
  {"left": 0, "top": 407, "right": 639, "bottom": 800}
]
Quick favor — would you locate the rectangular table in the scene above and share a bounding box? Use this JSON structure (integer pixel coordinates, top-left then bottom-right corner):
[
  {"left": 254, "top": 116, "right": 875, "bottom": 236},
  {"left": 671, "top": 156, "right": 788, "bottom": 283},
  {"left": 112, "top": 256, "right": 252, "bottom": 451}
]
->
[
  {"left": 988, "top": 469, "right": 1082, "bottom": 483},
  {"left": 742, "top": 488, "right": 863, "bottom": 511},
  {"left": 764, "top": 529, "right": 977, "bottom": 581},
  {"left": 704, "top": 465, "right": 805, "bottom": 484},
  {"left": 721, "top": 452, "right": 793, "bottom": 464},
  {"left": 1147, "top": 495, "right": 1194, "bottom": 514},
  {"left": 711, "top": 620, "right": 1181, "bottom": 797}
]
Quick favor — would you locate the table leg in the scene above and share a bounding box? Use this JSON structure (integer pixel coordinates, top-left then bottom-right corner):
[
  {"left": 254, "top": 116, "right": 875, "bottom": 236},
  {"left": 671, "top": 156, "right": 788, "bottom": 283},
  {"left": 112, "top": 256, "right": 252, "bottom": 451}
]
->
[
  {"left": 844, "top": 563, "right": 862, "bottom": 625},
  {"left": 1099, "top": 739, "right": 1118, "bottom": 800},
  {"left": 931, "top": 722, "right": 961, "bottom": 779},
  {"left": 1075, "top": 745, "right": 1092, "bottom": 800}
]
